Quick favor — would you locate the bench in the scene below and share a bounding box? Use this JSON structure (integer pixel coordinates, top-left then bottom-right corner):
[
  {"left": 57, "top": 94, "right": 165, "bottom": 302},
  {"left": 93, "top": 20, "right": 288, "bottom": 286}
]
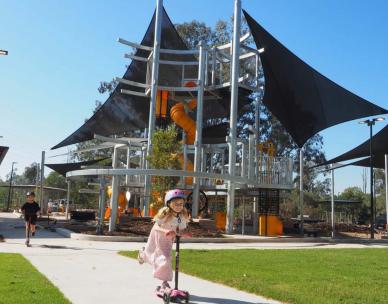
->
[
  {"left": 304, "top": 228, "right": 320, "bottom": 237},
  {"left": 70, "top": 211, "right": 95, "bottom": 221}
]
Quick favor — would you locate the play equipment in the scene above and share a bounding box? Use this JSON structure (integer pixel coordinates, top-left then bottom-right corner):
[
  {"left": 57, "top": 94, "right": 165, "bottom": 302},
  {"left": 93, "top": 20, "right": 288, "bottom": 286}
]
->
[
  {"left": 64, "top": 1, "right": 294, "bottom": 234},
  {"left": 215, "top": 211, "right": 227, "bottom": 231},
  {"left": 104, "top": 187, "right": 128, "bottom": 221},
  {"left": 170, "top": 81, "right": 198, "bottom": 186},
  {"left": 156, "top": 90, "right": 169, "bottom": 127},
  {"left": 185, "top": 190, "right": 208, "bottom": 216},
  {"left": 259, "top": 215, "right": 283, "bottom": 236},
  {"left": 155, "top": 233, "right": 189, "bottom": 304}
]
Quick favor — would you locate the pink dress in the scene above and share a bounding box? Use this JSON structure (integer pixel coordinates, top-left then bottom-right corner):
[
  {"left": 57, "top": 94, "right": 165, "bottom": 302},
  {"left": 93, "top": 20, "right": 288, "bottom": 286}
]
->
[{"left": 141, "top": 215, "right": 187, "bottom": 282}]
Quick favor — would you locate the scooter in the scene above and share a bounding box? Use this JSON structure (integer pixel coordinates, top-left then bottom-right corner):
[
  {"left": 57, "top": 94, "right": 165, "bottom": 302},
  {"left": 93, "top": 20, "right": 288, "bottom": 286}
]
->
[{"left": 156, "top": 233, "right": 190, "bottom": 304}]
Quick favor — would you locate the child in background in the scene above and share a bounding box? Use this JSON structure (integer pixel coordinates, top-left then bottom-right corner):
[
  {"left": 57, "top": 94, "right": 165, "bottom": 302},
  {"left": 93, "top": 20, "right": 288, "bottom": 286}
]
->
[
  {"left": 138, "top": 189, "right": 191, "bottom": 289},
  {"left": 21, "top": 191, "right": 40, "bottom": 245}
]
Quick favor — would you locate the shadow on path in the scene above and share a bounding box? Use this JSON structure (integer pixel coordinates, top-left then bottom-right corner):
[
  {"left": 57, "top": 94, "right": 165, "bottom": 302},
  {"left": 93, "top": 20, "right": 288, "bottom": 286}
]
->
[
  {"left": 38, "top": 244, "right": 83, "bottom": 250},
  {"left": 190, "top": 295, "right": 272, "bottom": 304}
]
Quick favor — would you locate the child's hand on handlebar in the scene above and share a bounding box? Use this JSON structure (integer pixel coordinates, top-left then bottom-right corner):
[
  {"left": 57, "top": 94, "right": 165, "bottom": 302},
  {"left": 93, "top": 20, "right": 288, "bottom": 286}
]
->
[{"left": 165, "top": 230, "right": 176, "bottom": 238}]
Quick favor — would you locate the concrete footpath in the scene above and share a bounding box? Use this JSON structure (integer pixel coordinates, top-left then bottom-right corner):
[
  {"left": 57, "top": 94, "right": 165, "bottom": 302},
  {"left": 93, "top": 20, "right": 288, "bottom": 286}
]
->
[{"left": 1, "top": 213, "right": 387, "bottom": 304}]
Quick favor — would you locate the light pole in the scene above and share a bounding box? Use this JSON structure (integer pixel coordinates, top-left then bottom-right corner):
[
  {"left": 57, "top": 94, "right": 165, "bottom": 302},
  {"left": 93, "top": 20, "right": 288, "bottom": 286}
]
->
[
  {"left": 6, "top": 162, "right": 17, "bottom": 211},
  {"left": 359, "top": 117, "right": 385, "bottom": 239}
]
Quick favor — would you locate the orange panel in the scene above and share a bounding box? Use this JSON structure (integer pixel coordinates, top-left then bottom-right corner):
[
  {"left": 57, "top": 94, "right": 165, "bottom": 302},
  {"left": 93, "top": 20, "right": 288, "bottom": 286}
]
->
[
  {"left": 259, "top": 215, "right": 283, "bottom": 236},
  {"left": 215, "top": 212, "right": 226, "bottom": 230},
  {"left": 156, "top": 91, "right": 162, "bottom": 117},
  {"left": 178, "top": 154, "right": 194, "bottom": 185},
  {"left": 161, "top": 91, "right": 168, "bottom": 117}
]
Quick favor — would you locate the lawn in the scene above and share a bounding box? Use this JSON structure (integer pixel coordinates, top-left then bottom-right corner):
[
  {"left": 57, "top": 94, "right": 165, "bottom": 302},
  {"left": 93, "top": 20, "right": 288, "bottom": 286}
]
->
[
  {"left": 120, "top": 248, "right": 388, "bottom": 304},
  {"left": 0, "top": 253, "right": 70, "bottom": 304}
]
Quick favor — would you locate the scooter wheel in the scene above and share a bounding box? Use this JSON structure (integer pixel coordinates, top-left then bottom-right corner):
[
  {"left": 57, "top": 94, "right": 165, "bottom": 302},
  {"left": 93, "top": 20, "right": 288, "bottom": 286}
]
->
[
  {"left": 163, "top": 293, "right": 170, "bottom": 304},
  {"left": 185, "top": 292, "right": 190, "bottom": 303}
]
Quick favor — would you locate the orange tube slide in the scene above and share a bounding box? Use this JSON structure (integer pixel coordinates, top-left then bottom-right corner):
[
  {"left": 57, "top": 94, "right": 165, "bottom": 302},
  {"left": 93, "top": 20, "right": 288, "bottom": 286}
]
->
[
  {"left": 170, "top": 99, "right": 197, "bottom": 145},
  {"left": 170, "top": 98, "right": 197, "bottom": 185}
]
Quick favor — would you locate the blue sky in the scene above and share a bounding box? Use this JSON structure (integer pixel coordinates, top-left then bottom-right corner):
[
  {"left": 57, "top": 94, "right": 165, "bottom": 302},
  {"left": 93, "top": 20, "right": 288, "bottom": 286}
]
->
[{"left": 0, "top": 0, "right": 387, "bottom": 193}]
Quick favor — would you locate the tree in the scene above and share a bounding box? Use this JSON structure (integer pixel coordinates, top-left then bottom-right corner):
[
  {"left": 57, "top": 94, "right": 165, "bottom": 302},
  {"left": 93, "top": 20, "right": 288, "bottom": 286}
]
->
[
  {"left": 176, "top": 20, "right": 227, "bottom": 49},
  {"left": 44, "top": 172, "right": 68, "bottom": 201},
  {"left": 339, "top": 187, "right": 365, "bottom": 202},
  {"left": 22, "top": 162, "right": 39, "bottom": 184},
  {"left": 373, "top": 168, "right": 386, "bottom": 216},
  {"left": 45, "top": 172, "right": 67, "bottom": 189},
  {"left": 339, "top": 186, "right": 368, "bottom": 223},
  {"left": 147, "top": 125, "right": 182, "bottom": 209},
  {"left": 374, "top": 168, "right": 385, "bottom": 195}
]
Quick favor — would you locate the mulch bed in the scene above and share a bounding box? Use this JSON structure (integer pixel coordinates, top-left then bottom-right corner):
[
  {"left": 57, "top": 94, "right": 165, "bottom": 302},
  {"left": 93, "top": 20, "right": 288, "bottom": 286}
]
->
[{"left": 118, "top": 217, "right": 223, "bottom": 238}]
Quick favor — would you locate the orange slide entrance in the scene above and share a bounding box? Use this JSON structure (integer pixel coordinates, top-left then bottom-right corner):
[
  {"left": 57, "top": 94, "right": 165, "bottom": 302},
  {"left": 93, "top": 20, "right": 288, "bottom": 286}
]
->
[{"left": 168, "top": 82, "right": 198, "bottom": 185}]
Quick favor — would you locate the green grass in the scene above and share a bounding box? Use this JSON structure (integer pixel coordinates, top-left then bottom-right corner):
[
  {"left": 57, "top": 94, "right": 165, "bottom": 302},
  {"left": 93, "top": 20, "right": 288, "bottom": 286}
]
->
[
  {"left": 119, "top": 248, "right": 388, "bottom": 304},
  {"left": 0, "top": 253, "right": 70, "bottom": 304}
]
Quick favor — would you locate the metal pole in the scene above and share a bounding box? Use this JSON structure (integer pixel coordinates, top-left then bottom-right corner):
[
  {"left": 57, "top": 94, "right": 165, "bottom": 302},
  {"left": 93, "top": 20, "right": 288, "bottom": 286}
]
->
[
  {"left": 242, "top": 197, "right": 245, "bottom": 235},
  {"left": 331, "top": 164, "right": 335, "bottom": 238},
  {"left": 40, "top": 151, "right": 45, "bottom": 213},
  {"left": 192, "top": 40, "right": 206, "bottom": 218},
  {"left": 109, "top": 146, "right": 120, "bottom": 232},
  {"left": 6, "top": 162, "right": 16, "bottom": 211},
  {"left": 35, "top": 163, "right": 40, "bottom": 197},
  {"left": 299, "top": 148, "right": 304, "bottom": 236},
  {"left": 385, "top": 154, "right": 388, "bottom": 232},
  {"left": 209, "top": 150, "right": 214, "bottom": 175},
  {"left": 241, "top": 143, "right": 247, "bottom": 178},
  {"left": 248, "top": 133, "right": 254, "bottom": 180},
  {"left": 226, "top": 0, "right": 241, "bottom": 234},
  {"left": 369, "top": 122, "right": 374, "bottom": 239},
  {"left": 140, "top": 146, "right": 147, "bottom": 211},
  {"left": 126, "top": 146, "right": 131, "bottom": 185},
  {"left": 97, "top": 177, "right": 106, "bottom": 235},
  {"left": 253, "top": 197, "right": 258, "bottom": 235},
  {"left": 374, "top": 170, "right": 377, "bottom": 224},
  {"left": 200, "top": 147, "right": 207, "bottom": 173},
  {"left": 255, "top": 99, "right": 260, "bottom": 179},
  {"left": 254, "top": 49, "right": 260, "bottom": 181},
  {"left": 65, "top": 180, "right": 71, "bottom": 220},
  {"left": 182, "top": 132, "right": 187, "bottom": 187},
  {"left": 211, "top": 48, "right": 216, "bottom": 86},
  {"left": 144, "top": 0, "right": 163, "bottom": 217}
]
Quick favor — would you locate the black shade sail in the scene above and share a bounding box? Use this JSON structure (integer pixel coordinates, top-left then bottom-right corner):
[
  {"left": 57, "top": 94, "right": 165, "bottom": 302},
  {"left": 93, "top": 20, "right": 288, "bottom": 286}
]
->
[
  {"left": 348, "top": 157, "right": 385, "bottom": 170},
  {"left": 243, "top": 10, "right": 388, "bottom": 147},
  {"left": 317, "top": 157, "right": 385, "bottom": 171},
  {"left": 52, "top": 8, "right": 251, "bottom": 150},
  {"left": 316, "top": 124, "right": 388, "bottom": 167},
  {"left": 45, "top": 158, "right": 109, "bottom": 177},
  {"left": 0, "top": 146, "right": 9, "bottom": 166}
]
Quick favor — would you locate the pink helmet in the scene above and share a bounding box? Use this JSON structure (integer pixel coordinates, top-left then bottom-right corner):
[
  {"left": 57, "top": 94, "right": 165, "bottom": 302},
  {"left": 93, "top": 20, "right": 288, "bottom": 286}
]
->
[{"left": 164, "top": 189, "right": 186, "bottom": 206}]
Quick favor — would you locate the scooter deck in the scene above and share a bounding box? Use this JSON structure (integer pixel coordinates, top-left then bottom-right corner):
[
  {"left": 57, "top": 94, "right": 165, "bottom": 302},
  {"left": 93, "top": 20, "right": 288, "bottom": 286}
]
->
[{"left": 155, "top": 286, "right": 190, "bottom": 303}]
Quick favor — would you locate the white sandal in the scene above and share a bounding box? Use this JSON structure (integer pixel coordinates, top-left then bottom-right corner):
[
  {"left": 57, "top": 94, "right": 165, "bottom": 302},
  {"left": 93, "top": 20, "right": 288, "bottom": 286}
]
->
[{"left": 137, "top": 247, "right": 145, "bottom": 264}]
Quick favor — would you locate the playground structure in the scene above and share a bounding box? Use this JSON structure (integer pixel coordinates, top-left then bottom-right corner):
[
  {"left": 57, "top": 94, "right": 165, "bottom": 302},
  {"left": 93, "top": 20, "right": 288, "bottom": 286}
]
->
[{"left": 64, "top": 0, "right": 294, "bottom": 235}]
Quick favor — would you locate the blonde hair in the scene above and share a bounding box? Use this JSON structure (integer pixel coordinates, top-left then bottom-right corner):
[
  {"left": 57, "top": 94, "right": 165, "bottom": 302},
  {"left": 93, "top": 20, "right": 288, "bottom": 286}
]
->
[{"left": 154, "top": 205, "right": 189, "bottom": 223}]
